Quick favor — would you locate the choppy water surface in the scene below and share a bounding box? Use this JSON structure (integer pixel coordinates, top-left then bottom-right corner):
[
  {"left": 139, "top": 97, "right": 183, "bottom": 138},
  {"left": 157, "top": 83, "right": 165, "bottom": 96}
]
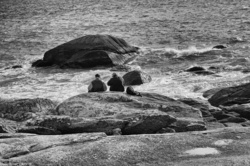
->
[{"left": 0, "top": 0, "right": 250, "bottom": 102}]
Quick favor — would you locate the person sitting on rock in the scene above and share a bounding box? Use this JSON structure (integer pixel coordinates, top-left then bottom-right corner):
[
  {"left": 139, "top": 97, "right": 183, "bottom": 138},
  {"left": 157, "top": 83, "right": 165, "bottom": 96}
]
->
[
  {"left": 126, "top": 86, "right": 142, "bottom": 97},
  {"left": 88, "top": 74, "right": 107, "bottom": 92},
  {"left": 107, "top": 73, "right": 125, "bottom": 92}
]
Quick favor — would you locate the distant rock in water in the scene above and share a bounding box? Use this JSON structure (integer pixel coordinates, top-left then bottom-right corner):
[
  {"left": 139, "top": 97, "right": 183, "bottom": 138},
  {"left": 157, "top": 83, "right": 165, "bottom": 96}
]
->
[
  {"left": 4, "top": 65, "right": 22, "bottom": 70},
  {"left": 32, "top": 35, "right": 139, "bottom": 69},
  {"left": 123, "top": 70, "right": 152, "bottom": 85},
  {"left": 208, "top": 82, "right": 250, "bottom": 107},
  {"left": 185, "top": 66, "right": 215, "bottom": 75},
  {"left": 212, "top": 45, "right": 227, "bottom": 49},
  {"left": 12, "top": 65, "right": 22, "bottom": 69},
  {"left": 186, "top": 66, "right": 205, "bottom": 72}
]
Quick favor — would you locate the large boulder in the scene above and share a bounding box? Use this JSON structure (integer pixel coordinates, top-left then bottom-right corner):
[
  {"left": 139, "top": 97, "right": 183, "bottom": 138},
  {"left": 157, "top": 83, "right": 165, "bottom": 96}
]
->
[
  {"left": 0, "top": 98, "right": 56, "bottom": 121},
  {"left": 55, "top": 92, "right": 203, "bottom": 134},
  {"left": 122, "top": 70, "right": 152, "bottom": 85},
  {"left": 3, "top": 127, "right": 250, "bottom": 166},
  {"left": 32, "top": 35, "right": 139, "bottom": 68},
  {"left": 208, "top": 82, "right": 250, "bottom": 107}
]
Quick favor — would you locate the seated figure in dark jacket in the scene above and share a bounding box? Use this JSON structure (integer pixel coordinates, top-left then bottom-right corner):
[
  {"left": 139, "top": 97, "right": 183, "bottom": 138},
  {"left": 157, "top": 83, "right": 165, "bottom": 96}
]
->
[
  {"left": 88, "top": 74, "right": 107, "bottom": 92},
  {"left": 107, "top": 73, "right": 125, "bottom": 92}
]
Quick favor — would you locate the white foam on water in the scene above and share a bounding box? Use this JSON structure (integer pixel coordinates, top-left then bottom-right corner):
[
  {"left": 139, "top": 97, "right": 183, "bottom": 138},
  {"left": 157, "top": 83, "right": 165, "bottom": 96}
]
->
[
  {"left": 164, "top": 46, "right": 213, "bottom": 57},
  {"left": 139, "top": 46, "right": 213, "bottom": 58},
  {"left": 184, "top": 147, "right": 220, "bottom": 156}
]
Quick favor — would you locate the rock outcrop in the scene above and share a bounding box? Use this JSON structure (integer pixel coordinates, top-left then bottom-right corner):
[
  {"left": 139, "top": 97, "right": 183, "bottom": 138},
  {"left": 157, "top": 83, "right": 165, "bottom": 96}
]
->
[
  {"left": 32, "top": 35, "right": 139, "bottom": 68},
  {"left": 122, "top": 70, "right": 152, "bottom": 85},
  {"left": 2, "top": 127, "right": 250, "bottom": 166},
  {"left": 0, "top": 92, "right": 205, "bottom": 135},
  {"left": 208, "top": 82, "right": 250, "bottom": 107},
  {"left": 55, "top": 92, "right": 204, "bottom": 134}
]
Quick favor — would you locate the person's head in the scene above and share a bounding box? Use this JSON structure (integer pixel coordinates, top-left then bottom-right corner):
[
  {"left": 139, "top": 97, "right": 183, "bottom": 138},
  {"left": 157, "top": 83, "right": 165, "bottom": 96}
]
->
[
  {"left": 95, "top": 74, "right": 100, "bottom": 79},
  {"left": 112, "top": 73, "right": 117, "bottom": 78}
]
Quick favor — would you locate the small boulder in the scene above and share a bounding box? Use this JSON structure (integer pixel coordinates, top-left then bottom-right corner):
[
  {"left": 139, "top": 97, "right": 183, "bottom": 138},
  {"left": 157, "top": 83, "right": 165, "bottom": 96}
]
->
[
  {"left": 123, "top": 70, "right": 152, "bottom": 85},
  {"left": 212, "top": 45, "right": 227, "bottom": 49}
]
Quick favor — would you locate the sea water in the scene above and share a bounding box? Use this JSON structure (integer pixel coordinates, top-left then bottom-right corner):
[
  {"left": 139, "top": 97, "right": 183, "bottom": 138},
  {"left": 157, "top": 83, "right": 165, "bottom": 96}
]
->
[{"left": 0, "top": 0, "right": 250, "bottom": 102}]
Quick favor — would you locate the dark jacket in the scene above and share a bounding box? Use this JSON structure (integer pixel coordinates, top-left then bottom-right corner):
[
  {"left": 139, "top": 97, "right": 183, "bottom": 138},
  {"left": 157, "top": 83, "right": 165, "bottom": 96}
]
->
[
  {"left": 107, "top": 77, "right": 125, "bottom": 92},
  {"left": 89, "top": 79, "right": 106, "bottom": 92}
]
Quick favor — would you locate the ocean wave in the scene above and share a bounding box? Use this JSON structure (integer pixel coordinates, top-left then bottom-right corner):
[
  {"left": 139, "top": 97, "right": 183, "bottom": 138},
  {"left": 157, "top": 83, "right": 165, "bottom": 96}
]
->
[{"left": 139, "top": 46, "right": 218, "bottom": 58}]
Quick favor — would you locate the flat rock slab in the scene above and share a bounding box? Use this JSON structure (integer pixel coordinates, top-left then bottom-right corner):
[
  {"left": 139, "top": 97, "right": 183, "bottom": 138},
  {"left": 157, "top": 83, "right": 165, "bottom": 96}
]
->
[{"left": 2, "top": 127, "right": 250, "bottom": 165}]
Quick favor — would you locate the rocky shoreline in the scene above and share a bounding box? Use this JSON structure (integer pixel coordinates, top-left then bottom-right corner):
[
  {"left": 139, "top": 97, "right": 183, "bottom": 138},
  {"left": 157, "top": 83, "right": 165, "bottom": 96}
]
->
[
  {"left": 2, "top": 76, "right": 250, "bottom": 165},
  {"left": 2, "top": 34, "right": 250, "bottom": 165}
]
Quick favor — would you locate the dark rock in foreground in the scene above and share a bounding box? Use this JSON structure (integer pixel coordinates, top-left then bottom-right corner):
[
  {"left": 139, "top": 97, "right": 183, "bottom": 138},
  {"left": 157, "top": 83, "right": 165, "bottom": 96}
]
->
[
  {"left": 32, "top": 35, "right": 139, "bottom": 68},
  {"left": 2, "top": 127, "right": 250, "bottom": 166},
  {"left": 208, "top": 82, "right": 250, "bottom": 107}
]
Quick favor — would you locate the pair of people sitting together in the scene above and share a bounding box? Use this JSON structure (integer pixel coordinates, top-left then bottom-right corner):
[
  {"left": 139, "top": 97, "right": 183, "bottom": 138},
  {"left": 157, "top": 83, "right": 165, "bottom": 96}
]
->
[{"left": 88, "top": 73, "right": 141, "bottom": 96}]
